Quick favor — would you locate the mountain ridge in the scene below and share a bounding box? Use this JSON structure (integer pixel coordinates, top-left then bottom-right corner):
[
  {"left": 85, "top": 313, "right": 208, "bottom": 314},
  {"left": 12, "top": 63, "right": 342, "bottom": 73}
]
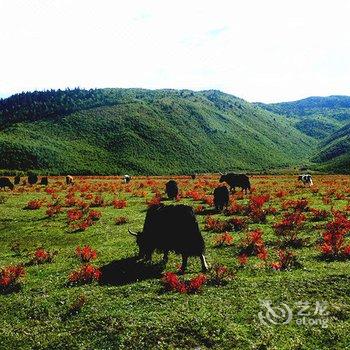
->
[
  {"left": 255, "top": 95, "right": 350, "bottom": 139},
  {"left": 0, "top": 88, "right": 315, "bottom": 175}
]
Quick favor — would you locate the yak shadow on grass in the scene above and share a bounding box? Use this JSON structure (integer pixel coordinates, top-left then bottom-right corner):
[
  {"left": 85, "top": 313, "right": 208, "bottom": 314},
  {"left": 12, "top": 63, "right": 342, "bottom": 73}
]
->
[
  {"left": 0, "top": 285, "right": 21, "bottom": 295},
  {"left": 99, "top": 257, "right": 165, "bottom": 286}
]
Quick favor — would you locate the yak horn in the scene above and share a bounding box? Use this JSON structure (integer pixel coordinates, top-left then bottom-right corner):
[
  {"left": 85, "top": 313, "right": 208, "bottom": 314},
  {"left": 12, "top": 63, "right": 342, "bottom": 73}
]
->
[
  {"left": 128, "top": 229, "right": 138, "bottom": 237},
  {"left": 219, "top": 172, "right": 224, "bottom": 175}
]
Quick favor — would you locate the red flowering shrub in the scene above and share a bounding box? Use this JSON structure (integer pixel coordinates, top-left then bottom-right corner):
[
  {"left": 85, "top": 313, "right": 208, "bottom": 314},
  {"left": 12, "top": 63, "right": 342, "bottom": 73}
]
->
[
  {"left": 112, "top": 199, "right": 127, "bottom": 209},
  {"left": 68, "top": 264, "right": 101, "bottom": 284},
  {"left": 282, "top": 199, "right": 309, "bottom": 212},
  {"left": 310, "top": 187, "right": 319, "bottom": 194},
  {"left": 152, "top": 188, "right": 162, "bottom": 198},
  {"left": 343, "top": 245, "right": 350, "bottom": 257},
  {"left": 249, "top": 208, "right": 268, "bottom": 223},
  {"left": 207, "top": 264, "right": 235, "bottom": 285},
  {"left": 133, "top": 190, "right": 147, "bottom": 198},
  {"left": 124, "top": 186, "right": 132, "bottom": 193},
  {"left": 65, "top": 195, "right": 77, "bottom": 207},
  {"left": 76, "top": 200, "right": 90, "bottom": 210},
  {"left": 26, "top": 199, "right": 43, "bottom": 210},
  {"left": 0, "top": 265, "right": 25, "bottom": 292},
  {"left": 249, "top": 195, "right": 270, "bottom": 209},
  {"left": 75, "top": 219, "right": 93, "bottom": 232},
  {"left": 202, "top": 195, "right": 214, "bottom": 206},
  {"left": 246, "top": 195, "right": 269, "bottom": 223},
  {"left": 266, "top": 206, "right": 278, "bottom": 215},
  {"left": 162, "top": 272, "right": 206, "bottom": 294},
  {"left": 234, "top": 192, "right": 244, "bottom": 200},
  {"left": 310, "top": 208, "right": 330, "bottom": 221},
  {"left": 228, "top": 217, "right": 248, "bottom": 231},
  {"left": 88, "top": 210, "right": 102, "bottom": 221},
  {"left": 75, "top": 245, "right": 97, "bottom": 262},
  {"left": 320, "top": 213, "right": 350, "bottom": 259},
  {"left": 276, "top": 190, "right": 288, "bottom": 198},
  {"left": 325, "top": 189, "right": 336, "bottom": 197},
  {"left": 46, "top": 204, "right": 62, "bottom": 217},
  {"left": 187, "top": 274, "right": 207, "bottom": 293},
  {"left": 239, "top": 229, "right": 268, "bottom": 260},
  {"left": 322, "top": 196, "right": 332, "bottom": 205},
  {"left": 162, "top": 272, "right": 181, "bottom": 291},
  {"left": 335, "top": 193, "right": 345, "bottom": 200},
  {"left": 185, "top": 189, "right": 204, "bottom": 201},
  {"left": 147, "top": 195, "right": 162, "bottom": 207},
  {"left": 67, "top": 208, "right": 98, "bottom": 231},
  {"left": 90, "top": 195, "right": 104, "bottom": 207},
  {"left": 45, "top": 187, "right": 56, "bottom": 195},
  {"left": 194, "top": 205, "right": 205, "bottom": 214},
  {"left": 325, "top": 212, "right": 350, "bottom": 234},
  {"left": 225, "top": 200, "right": 245, "bottom": 215},
  {"left": 31, "top": 248, "right": 54, "bottom": 264},
  {"left": 271, "top": 250, "right": 301, "bottom": 271},
  {"left": 67, "top": 208, "right": 83, "bottom": 222},
  {"left": 213, "top": 232, "right": 234, "bottom": 247},
  {"left": 273, "top": 212, "right": 306, "bottom": 246},
  {"left": 115, "top": 216, "right": 128, "bottom": 225},
  {"left": 204, "top": 216, "right": 232, "bottom": 232},
  {"left": 238, "top": 253, "right": 248, "bottom": 266}
]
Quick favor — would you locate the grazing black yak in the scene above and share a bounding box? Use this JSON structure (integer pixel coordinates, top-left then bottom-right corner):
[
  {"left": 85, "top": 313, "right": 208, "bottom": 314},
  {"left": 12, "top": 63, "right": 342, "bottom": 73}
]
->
[
  {"left": 0, "top": 177, "right": 14, "bottom": 190},
  {"left": 214, "top": 185, "right": 230, "bottom": 211},
  {"left": 28, "top": 172, "right": 38, "bottom": 185},
  {"left": 165, "top": 180, "right": 179, "bottom": 200},
  {"left": 219, "top": 173, "right": 251, "bottom": 194},
  {"left": 128, "top": 204, "right": 208, "bottom": 272},
  {"left": 191, "top": 174, "right": 196, "bottom": 180},
  {"left": 40, "top": 177, "right": 48, "bottom": 186},
  {"left": 66, "top": 175, "right": 74, "bottom": 185},
  {"left": 14, "top": 175, "right": 21, "bottom": 185}
]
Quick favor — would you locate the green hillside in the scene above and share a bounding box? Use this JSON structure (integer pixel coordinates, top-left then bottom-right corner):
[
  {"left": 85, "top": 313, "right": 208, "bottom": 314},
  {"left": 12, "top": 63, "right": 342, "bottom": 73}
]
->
[
  {"left": 256, "top": 96, "right": 350, "bottom": 172},
  {"left": 255, "top": 96, "right": 350, "bottom": 139},
  {"left": 312, "top": 122, "right": 350, "bottom": 173},
  {"left": 0, "top": 88, "right": 315, "bottom": 175}
]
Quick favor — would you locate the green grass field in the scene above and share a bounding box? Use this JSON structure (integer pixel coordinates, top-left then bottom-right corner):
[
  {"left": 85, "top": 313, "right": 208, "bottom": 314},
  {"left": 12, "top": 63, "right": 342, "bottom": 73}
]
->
[{"left": 0, "top": 175, "right": 350, "bottom": 349}]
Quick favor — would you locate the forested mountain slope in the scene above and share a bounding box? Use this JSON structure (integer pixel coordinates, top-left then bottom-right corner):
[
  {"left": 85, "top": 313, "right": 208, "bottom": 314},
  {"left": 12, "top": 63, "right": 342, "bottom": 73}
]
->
[{"left": 0, "top": 88, "right": 315, "bottom": 174}]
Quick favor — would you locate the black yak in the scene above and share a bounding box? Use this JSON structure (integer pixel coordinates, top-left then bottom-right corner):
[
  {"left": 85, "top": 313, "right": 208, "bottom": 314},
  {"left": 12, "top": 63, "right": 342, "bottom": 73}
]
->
[
  {"left": 28, "top": 172, "right": 38, "bottom": 185},
  {"left": 165, "top": 180, "right": 178, "bottom": 200},
  {"left": 298, "top": 174, "right": 313, "bottom": 187},
  {"left": 66, "top": 175, "right": 74, "bottom": 185},
  {"left": 0, "top": 177, "right": 14, "bottom": 190},
  {"left": 191, "top": 174, "right": 196, "bottom": 180},
  {"left": 14, "top": 175, "right": 21, "bottom": 185},
  {"left": 214, "top": 185, "right": 230, "bottom": 211},
  {"left": 123, "top": 175, "right": 131, "bottom": 184},
  {"left": 128, "top": 204, "right": 208, "bottom": 272},
  {"left": 219, "top": 173, "right": 251, "bottom": 194},
  {"left": 40, "top": 177, "right": 48, "bottom": 186}
]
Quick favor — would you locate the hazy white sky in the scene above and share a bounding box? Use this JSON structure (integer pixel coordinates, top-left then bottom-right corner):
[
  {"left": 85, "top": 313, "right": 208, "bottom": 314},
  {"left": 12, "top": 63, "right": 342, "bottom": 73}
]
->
[{"left": 0, "top": 0, "right": 349, "bottom": 102}]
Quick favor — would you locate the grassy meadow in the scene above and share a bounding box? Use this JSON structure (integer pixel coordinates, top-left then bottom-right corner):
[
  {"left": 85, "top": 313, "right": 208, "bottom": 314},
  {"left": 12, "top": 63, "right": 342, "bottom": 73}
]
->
[{"left": 0, "top": 174, "right": 350, "bottom": 349}]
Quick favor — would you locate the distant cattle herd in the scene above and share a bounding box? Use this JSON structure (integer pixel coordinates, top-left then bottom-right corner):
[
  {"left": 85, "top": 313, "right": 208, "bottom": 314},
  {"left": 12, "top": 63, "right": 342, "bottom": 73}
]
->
[
  {"left": 0, "top": 172, "right": 314, "bottom": 272},
  {"left": 0, "top": 172, "right": 314, "bottom": 193}
]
